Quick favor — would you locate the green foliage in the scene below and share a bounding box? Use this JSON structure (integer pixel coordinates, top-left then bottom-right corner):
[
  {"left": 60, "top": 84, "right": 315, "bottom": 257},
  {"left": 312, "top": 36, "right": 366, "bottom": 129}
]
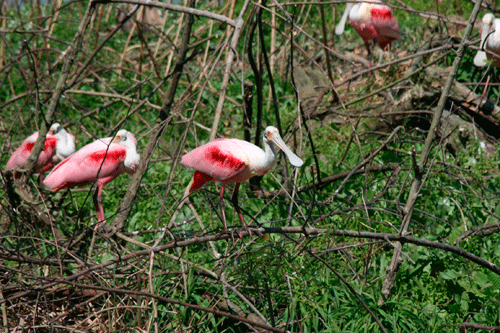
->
[{"left": 1, "top": 0, "right": 500, "bottom": 332}]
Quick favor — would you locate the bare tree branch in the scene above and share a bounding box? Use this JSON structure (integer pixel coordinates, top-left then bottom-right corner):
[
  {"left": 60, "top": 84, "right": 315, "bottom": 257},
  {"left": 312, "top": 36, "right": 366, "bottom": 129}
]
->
[{"left": 379, "top": 0, "right": 484, "bottom": 303}]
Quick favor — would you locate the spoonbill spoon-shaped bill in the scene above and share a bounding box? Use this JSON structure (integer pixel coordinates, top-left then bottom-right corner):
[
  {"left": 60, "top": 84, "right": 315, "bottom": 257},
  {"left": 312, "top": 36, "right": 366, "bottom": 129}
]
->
[
  {"left": 335, "top": 0, "right": 400, "bottom": 59},
  {"left": 474, "top": 13, "right": 500, "bottom": 67},
  {"left": 4, "top": 123, "right": 75, "bottom": 177},
  {"left": 181, "top": 126, "right": 303, "bottom": 232},
  {"left": 43, "top": 130, "right": 140, "bottom": 227}
]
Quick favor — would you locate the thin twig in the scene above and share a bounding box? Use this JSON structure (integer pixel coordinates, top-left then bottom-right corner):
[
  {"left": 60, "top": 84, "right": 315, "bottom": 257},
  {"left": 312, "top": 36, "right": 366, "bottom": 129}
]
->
[{"left": 379, "top": 0, "right": 484, "bottom": 303}]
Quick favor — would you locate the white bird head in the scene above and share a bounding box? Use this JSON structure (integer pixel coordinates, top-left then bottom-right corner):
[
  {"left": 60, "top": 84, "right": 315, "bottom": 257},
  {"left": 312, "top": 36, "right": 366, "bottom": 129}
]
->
[
  {"left": 483, "top": 13, "right": 495, "bottom": 26},
  {"left": 48, "top": 123, "right": 61, "bottom": 135},
  {"left": 474, "top": 13, "right": 496, "bottom": 67},
  {"left": 113, "top": 130, "right": 140, "bottom": 172},
  {"left": 48, "top": 123, "right": 75, "bottom": 160},
  {"left": 263, "top": 126, "right": 304, "bottom": 167},
  {"left": 114, "top": 129, "right": 138, "bottom": 147},
  {"left": 114, "top": 129, "right": 129, "bottom": 143}
]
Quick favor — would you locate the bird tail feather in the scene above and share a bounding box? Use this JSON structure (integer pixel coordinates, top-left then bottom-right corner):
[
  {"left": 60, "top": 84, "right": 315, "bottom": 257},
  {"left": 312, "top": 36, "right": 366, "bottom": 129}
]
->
[{"left": 184, "top": 171, "right": 212, "bottom": 199}]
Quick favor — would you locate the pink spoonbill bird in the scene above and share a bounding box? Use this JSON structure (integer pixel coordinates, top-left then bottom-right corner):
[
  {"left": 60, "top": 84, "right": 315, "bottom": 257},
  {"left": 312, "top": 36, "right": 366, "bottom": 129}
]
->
[
  {"left": 474, "top": 13, "right": 500, "bottom": 67},
  {"left": 335, "top": 0, "right": 400, "bottom": 62},
  {"left": 4, "top": 123, "right": 76, "bottom": 182},
  {"left": 43, "top": 130, "right": 140, "bottom": 228},
  {"left": 181, "top": 126, "right": 303, "bottom": 233}
]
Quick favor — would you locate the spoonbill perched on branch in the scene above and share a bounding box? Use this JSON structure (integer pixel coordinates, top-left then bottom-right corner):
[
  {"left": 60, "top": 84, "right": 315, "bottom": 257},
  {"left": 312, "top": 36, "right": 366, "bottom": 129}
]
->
[
  {"left": 474, "top": 13, "right": 500, "bottom": 67},
  {"left": 43, "top": 130, "right": 140, "bottom": 228},
  {"left": 335, "top": 0, "right": 400, "bottom": 62},
  {"left": 4, "top": 123, "right": 75, "bottom": 181},
  {"left": 181, "top": 126, "right": 303, "bottom": 233}
]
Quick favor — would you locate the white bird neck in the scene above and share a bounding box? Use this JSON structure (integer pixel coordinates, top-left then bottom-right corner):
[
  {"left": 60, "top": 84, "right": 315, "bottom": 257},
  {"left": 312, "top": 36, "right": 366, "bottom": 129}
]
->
[
  {"left": 486, "top": 20, "right": 500, "bottom": 50},
  {"left": 351, "top": 2, "right": 373, "bottom": 23},
  {"left": 122, "top": 139, "right": 140, "bottom": 173},
  {"left": 262, "top": 139, "right": 278, "bottom": 170},
  {"left": 55, "top": 130, "right": 75, "bottom": 160}
]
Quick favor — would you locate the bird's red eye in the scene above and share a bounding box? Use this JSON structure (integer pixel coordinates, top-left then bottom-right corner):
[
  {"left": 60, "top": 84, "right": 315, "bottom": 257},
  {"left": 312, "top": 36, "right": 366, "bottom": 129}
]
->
[{"left": 267, "top": 131, "right": 272, "bottom": 139}]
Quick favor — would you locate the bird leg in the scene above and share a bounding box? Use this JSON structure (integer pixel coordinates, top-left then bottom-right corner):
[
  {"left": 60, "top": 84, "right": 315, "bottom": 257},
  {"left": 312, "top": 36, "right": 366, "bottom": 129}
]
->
[
  {"left": 37, "top": 173, "right": 45, "bottom": 186},
  {"left": 37, "top": 174, "right": 46, "bottom": 200},
  {"left": 479, "top": 74, "right": 491, "bottom": 105},
  {"left": 364, "top": 41, "right": 372, "bottom": 57},
  {"left": 93, "top": 182, "right": 105, "bottom": 231},
  {"left": 232, "top": 183, "right": 253, "bottom": 239},
  {"left": 218, "top": 185, "right": 228, "bottom": 232},
  {"left": 231, "top": 183, "right": 247, "bottom": 229},
  {"left": 231, "top": 183, "right": 269, "bottom": 240},
  {"left": 374, "top": 45, "right": 384, "bottom": 64},
  {"left": 364, "top": 41, "right": 373, "bottom": 67}
]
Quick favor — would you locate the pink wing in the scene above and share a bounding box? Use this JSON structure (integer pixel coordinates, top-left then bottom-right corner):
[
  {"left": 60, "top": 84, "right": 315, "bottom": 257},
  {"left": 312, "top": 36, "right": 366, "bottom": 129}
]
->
[
  {"left": 5, "top": 132, "right": 58, "bottom": 173},
  {"left": 43, "top": 139, "right": 127, "bottom": 192},
  {"left": 371, "top": 6, "right": 400, "bottom": 46},
  {"left": 349, "top": 19, "right": 379, "bottom": 43},
  {"left": 181, "top": 139, "right": 248, "bottom": 182}
]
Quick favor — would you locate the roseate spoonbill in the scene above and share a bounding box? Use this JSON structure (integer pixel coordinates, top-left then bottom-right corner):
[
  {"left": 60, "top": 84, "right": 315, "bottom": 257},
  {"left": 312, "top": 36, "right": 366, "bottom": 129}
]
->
[
  {"left": 43, "top": 130, "right": 140, "bottom": 228},
  {"left": 335, "top": 0, "right": 400, "bottom": 62},
  {"left": 474, "top": 13, "right": 500, "bottom": 67},
  {"left": 4, "top": 123, "right": 75, "bottom": 181},
  {"left": 181, "top": 126, "right": 303, "bottom": 233}
]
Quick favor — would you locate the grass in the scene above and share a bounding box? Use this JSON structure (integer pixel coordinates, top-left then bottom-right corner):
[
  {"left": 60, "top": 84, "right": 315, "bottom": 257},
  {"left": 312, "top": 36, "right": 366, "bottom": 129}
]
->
[{"left": 1, "top": 0, "right": 500, "bottom": 332}]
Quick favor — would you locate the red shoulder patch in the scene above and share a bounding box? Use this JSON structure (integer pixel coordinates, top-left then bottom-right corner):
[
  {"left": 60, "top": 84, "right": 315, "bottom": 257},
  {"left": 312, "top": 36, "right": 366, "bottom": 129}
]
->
[
  {"left": 24, "top": 142, "right": 34, "bottom": 152},
  {"left": 44, "top": 137, "right": 57, "bottom": 151},
  {"left": 205, "top": 145, "right": 245, "bottom": 169},
  {"left": 371, "top": 7, "right": 393, "bottom": 20},
  {"left": 23, "top": 137, "right": 57, "bottom": 152},
  {"left": 90, "top": 149, "right": 126, "bottom": 163}
]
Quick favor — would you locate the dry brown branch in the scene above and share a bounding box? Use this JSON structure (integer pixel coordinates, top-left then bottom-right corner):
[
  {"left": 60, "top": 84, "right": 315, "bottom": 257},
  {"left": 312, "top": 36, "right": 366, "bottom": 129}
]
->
[
  {"left": 58, "top": 281, "right": 293, "bottom": 333},
  {"left": 298, "top": 163, "right": 400, "bottom": 192},
  {"left": 23, "top": 1, "right": 97, "bottom": 175},
  {"left": 95, "top": 0, "right": 237, "bottom": 26},
  {"left": 2, "top": 0, "right": 500, "bottom": 330},
  {"left": 379, "top": 0, "right": 484, "bottom": 304},
  {"left": 112, "top": 0, "right": 196, "bottom": 231},
  {"left": 460, "top": 322, "right": 500, "bottom": 332},
  {"left": 454, "top": 221, "right": 500, "bottom": 244},
  {"left": 209, "top": 0, "right": 251, "bottom": 140},
  {"left": 3, "top": 226, "right": 500, "bottom": 303}
]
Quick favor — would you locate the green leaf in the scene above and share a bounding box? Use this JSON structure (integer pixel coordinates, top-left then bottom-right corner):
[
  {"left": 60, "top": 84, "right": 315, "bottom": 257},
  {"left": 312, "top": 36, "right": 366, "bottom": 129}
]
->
[
  {"left": 460, "top": 292, "right": 469, "bottom": 312},
  {"left": 472, "top": 271, "right": 490, "bottom": 288},
  {"left": 441, "top": 269, "right": 459, "bottom": 280}
]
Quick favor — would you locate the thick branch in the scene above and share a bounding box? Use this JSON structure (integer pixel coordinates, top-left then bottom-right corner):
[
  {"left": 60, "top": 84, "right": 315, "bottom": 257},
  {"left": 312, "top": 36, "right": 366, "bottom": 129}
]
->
[
  {"left": 379, "top": 0, "right": 484, "bottom": 303},
  {"left": 60, "top": 282, "right": 292, "bottom": 333},
  {"left": 209, "top": 0, "right": 251, "bottom": 140},
  {"left": 93, "top": 0, "right": 236, "bottom": 26},
  {"left": 112, "top": 0, "right": 196, "bottom": 230},
  {"left": 4, "top": 226, "right": 500, "bottom": 309},
  {"left": 24, "top": 1, "right": 97, "bottom": 174}
]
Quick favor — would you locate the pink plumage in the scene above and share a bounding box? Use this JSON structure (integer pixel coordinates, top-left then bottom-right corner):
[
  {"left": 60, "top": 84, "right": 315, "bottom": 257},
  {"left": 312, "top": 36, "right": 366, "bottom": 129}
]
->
[
  {"left": 474, "top": 13, "right": 500, "bottom": 67},
  {"left": 5, "top": 132, "right": 58, "bottom": 174},
  {"left": 335, "top": 0, "right": 400, "bottom": 58},
  {"left": 44, "top": 137, "right": 132, "bottom": 191},
  {"left": 368, "top": 6, "right": 400, "bottom": 50},
  {"left": 181, "top": 126, "right": 303, "bottom": 233},
  {"left": 4, "top": 123, "right": 75, "bottom": 177},
  {"left": 43, "top": 130, "right": 140, "bottom": 227},
  {"left": 181, "top": 138, "right": 259, "bottom": 193}
]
